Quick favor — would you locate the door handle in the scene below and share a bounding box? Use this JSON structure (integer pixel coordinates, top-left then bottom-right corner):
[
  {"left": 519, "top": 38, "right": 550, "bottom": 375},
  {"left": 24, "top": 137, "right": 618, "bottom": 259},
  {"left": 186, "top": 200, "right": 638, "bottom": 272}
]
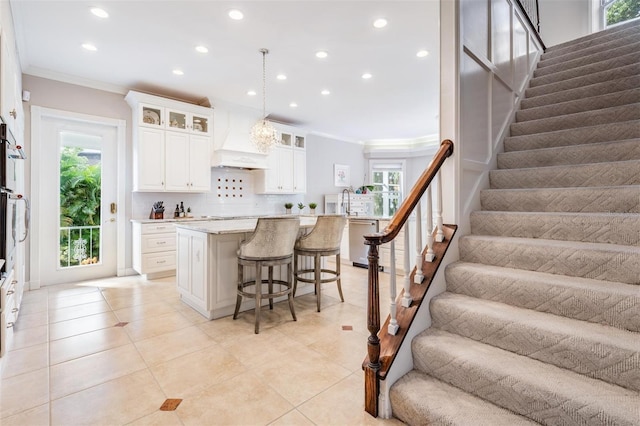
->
[{"left": 110, "top": 203, "right": 117, "bottom": 214}]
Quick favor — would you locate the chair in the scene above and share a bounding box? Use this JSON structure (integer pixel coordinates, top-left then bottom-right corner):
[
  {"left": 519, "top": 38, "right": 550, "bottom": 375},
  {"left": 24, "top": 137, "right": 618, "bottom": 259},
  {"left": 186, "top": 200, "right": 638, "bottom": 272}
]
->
[
  {"left": 234, "top": 217, "right": 300, "bottom": 334},
  {"left": 293, "top": 215, "right": 348, "bottom": 312}
]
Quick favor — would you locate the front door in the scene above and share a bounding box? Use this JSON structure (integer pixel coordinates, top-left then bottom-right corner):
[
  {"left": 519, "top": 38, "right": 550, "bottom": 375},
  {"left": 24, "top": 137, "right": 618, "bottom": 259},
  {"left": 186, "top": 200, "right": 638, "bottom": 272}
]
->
[{"left": 33, "top": 110, "right": 120, "bottom": 286}]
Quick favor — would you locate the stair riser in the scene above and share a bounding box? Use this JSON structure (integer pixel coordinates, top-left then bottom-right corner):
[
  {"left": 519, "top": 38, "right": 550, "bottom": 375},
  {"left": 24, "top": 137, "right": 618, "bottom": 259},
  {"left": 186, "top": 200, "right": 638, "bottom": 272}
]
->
[
  {"left": 430, "top": 295, "right": 640, "bottom": 391},
  {"left": 445, "top": 263, "right": 640, "bottom": 332},
  {"left": 498, "top": 139, "right": 640, "bottom": 169},
  {"left": 504, "top": 120, "right": 640, "bottom": 152},
  {"left": 524, "top": 63, "right": 639, "bottom": 98},
  {"left": 521, "top": 74, "right": 640, "bottom": 110},
  {"left": 510, "top": 104, "right": 640, "bottom": 136},
  {"left": 489, "top": 160, "right": 640, "bottom": 189},
  {"left": 459, "top": 236, "right": 640, "bottom": 284},
  {"left": 516, "top": 88, "right": 640, "bottom": 122},
  {"left": 470, "top": 211, "right": 640, "bottom": 245},
  {"left": 536, "top": 36, "right": 640, "bottom": 76},
  {"left": 544, "top": 20, "right": 640, "bottom": 58}
]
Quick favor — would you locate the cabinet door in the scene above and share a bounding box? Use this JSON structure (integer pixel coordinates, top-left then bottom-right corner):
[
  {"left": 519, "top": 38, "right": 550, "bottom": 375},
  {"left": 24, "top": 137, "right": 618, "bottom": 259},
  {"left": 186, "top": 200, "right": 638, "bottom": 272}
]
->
[
  {"left": 139, "top": 104, "right": 164, "bottom": 128},
  {"left": 262, "top": 148, "right": 280, "bottom": 192},
  {"left": 278, "top": 147, "right": 294, "bottom": 192},
  {"left": 191, "top": 113, "right": 212, "bottom": 136},
  {"left": 166, "top": 108, "right": 189, "bottom": 132},
  {"left": 136, "top": 127, "right": 165, "bottom": 191},
  {"left": 176, "top": 232, "right": 191, "bottom": 293},
  {"left": 190, "top": 233, "right": 208, "bottom": 306},
  {"left": 188, "top": 134, "right": 212, "bottom": 192},
  {"left": 293, "top": 149, "right": 306, "bottom": 193},
  {"left": 164, "top": 131, "right": 190, "bottom": 191}
]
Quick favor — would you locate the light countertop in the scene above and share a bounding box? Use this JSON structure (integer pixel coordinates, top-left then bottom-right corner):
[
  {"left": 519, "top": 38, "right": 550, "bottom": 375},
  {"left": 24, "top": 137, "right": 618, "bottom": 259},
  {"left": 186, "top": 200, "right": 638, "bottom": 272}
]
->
[{"left": 175, "top": 216, "right": 318, "bottom": 235}]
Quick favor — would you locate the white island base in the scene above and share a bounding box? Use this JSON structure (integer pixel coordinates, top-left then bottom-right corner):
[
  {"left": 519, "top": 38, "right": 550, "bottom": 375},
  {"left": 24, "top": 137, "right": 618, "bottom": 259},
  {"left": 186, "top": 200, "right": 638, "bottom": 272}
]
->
[{"left": 176, "top": 218, "right": 317, "bottom": 320}]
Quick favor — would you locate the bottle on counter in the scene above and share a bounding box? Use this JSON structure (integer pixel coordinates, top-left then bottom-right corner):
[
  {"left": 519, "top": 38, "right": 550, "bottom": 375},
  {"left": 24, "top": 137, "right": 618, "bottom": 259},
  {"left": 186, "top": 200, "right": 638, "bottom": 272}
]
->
[
  {"left": 180, "top": 201, "right": 185, "bottom": 217},
  {"left": 174, "top": 204, "right": 180, "bottom": 218}
]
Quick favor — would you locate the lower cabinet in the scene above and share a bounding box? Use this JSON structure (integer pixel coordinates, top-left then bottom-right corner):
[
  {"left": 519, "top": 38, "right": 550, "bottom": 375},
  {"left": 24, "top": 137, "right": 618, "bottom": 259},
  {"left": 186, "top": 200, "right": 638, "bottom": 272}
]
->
[
  {"left": 132, "top": 222, "right": 177, "bottom": 278},
  {"left": 0, "top": 269, "right": 17, "bottom": 357},
  {"left": 177, "top": 229, "right": 208, "bottom": 314}
]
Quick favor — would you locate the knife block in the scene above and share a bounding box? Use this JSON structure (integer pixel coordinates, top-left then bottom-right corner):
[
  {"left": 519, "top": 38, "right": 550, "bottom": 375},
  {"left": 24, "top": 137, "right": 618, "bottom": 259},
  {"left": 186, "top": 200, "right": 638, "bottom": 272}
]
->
[{"left": 149, "top": 208, "right": 164, "bottom": 220}]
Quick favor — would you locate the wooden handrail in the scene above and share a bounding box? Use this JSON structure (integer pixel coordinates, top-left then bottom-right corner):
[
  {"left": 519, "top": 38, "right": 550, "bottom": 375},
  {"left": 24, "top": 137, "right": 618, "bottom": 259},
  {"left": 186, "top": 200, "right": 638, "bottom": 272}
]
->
[{"left": 363, "top": 139, "right": 454, "bottom": 417}]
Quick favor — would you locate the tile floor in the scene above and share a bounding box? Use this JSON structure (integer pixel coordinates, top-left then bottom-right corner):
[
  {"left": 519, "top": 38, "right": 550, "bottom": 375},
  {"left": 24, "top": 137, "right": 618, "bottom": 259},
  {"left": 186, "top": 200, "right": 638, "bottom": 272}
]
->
[{"left": 0, "top": 264, "right": 404, "bottom": 425}]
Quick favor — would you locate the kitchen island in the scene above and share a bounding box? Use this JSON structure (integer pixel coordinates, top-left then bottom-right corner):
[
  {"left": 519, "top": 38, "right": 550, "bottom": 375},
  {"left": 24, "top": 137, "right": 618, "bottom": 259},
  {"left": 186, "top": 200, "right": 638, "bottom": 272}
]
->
[{"left": 175, "top": 216, "right": 318, "bottom": 320}]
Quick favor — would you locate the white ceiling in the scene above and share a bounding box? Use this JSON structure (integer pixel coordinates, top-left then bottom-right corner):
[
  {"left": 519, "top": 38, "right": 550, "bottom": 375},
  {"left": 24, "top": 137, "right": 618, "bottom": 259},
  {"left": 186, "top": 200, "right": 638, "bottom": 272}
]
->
[{"left": 10, "top": 0, "right": 440, "bottom": 143}]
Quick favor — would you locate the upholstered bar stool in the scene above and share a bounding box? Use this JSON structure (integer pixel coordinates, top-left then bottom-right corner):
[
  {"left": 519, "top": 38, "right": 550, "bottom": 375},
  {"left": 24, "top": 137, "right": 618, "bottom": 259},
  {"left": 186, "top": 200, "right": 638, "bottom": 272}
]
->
[
  {"left": 234, "top": 217, "right": 300, "bottom": 334},
  {"left": 293, "top": 215, "right": 348, "bottom": 312}
]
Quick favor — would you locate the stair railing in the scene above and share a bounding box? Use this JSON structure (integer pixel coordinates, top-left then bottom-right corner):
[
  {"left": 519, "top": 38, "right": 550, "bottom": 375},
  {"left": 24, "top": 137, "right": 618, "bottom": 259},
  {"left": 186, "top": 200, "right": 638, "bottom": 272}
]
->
[
  {"left": 363, "top": 139, "right": 454, "bottom": 417},
  {"left": 515, "top": 0, "right": 546, "bottom": 49}
]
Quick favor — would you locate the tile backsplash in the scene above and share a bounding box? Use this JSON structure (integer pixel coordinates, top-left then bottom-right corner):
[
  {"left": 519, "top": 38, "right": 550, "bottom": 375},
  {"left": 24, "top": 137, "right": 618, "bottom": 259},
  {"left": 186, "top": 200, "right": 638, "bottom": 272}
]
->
[{"left": 131, "top": 168, "right": 303, "bottom": 219}]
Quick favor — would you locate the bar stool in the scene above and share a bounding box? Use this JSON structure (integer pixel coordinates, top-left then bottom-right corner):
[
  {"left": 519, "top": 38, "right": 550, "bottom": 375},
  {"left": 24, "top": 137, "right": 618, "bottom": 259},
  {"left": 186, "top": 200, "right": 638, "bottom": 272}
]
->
[
  {"left": 293, "top": 215, "right": 348, "bottom": 312},
  {"left": 234, "top": 217, "right": 300, "bottom": 334}
]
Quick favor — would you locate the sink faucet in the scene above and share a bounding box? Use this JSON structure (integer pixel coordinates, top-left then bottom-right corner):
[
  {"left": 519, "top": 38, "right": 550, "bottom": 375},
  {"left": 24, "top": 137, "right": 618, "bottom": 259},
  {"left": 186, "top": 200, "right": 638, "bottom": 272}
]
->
[{"left": 341, "top": 189, "right": 351, "bottom": 216}]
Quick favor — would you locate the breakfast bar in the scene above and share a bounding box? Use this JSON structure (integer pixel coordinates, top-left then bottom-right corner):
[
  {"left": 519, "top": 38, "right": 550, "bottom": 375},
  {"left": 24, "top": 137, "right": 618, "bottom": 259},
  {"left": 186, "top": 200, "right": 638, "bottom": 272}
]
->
[{"left": 174, "top": 216, "right": 318, "bottom": 320}]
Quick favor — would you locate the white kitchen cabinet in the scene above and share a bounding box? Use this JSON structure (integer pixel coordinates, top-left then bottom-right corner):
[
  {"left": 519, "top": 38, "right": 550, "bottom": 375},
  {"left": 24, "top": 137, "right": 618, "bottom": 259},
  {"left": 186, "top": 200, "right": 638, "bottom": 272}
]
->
[
  {"left": 177, "top": 229, "right": 208, "bottom": 313},
  {"left": 0, "top": 269, "right": 17, "bottom": 357},
  {"left": 254, "top": 128, "right": 306, "bottom": 194},
  {"left": 132, "top": 222, "right": 177, "bottom": 278},
  {"left": 1, "top": 31, "right": 24, "bottom": 141},
  {"left": 126, "top": 91, "right": 213, "bottom": 192}
]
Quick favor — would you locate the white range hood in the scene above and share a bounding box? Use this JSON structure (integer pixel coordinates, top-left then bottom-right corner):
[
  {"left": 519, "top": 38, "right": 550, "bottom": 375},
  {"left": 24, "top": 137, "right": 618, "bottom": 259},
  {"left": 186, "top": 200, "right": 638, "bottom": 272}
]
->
[{"left": 212, "top": 106, "right": 268, "bottom": 169}]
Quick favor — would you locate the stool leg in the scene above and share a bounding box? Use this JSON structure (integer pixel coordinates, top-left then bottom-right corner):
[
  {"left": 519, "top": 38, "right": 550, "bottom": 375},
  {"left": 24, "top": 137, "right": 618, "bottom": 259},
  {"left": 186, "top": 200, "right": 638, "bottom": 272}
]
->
[
  {"left": 233, "top": 262, "right": 243, "bottom": 320},
  {"left": 287, "top": 261, "right": 297, "bottom": 321},
  {"left": 336, "top": 253, "right": 344, "bottom": 302},
  {"left": 315, "top": 253, "right": 322, "bottom": 312},
  {"left": 268, "top": 266, "right": 274, "bottom": 310},
  {"left": 293, "top": 253, "right": 299, "bottom": 297},
  {"left": 255, "top": 261, "right": 262, "bottom": 334}
]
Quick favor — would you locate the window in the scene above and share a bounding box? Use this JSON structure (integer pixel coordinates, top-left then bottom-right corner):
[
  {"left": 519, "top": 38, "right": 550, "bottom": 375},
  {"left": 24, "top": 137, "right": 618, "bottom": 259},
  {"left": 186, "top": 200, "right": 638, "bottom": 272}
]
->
[
  {"left": 603, "top": 0, "right": 640, "bottom": 28},
  {"left": 370, "top": 160, "right": 404, "bottom": 217}
]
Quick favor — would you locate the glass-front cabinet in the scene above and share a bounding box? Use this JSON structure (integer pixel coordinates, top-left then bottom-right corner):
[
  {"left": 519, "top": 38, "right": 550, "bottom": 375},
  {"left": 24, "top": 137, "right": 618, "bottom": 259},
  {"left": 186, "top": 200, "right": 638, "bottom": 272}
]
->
[{"left": 138, "top": 104, "right": 212, "bottom": 136}]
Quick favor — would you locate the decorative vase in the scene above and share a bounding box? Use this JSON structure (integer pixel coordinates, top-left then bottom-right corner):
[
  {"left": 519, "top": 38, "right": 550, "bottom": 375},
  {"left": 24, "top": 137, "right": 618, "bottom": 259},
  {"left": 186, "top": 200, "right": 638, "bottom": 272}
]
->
[
  {"left": 309, "top": 208, "right": 316, "bottom": 215},
  {"left": 286, "top": 208, "right": 292, "bottom": 214}
]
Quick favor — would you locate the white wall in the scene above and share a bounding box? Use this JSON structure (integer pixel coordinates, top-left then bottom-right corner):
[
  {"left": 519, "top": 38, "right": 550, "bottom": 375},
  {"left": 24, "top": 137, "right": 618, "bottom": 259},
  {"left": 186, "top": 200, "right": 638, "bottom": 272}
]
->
[{"left": 539, "top": 0, "right": 591, "bottom": 47}]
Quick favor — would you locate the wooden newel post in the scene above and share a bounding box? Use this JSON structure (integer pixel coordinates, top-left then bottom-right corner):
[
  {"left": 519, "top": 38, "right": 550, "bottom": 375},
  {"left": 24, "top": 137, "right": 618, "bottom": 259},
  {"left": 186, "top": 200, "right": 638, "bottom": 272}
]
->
[{"left": 365, "top": 241, "right": 381, "bottom": 417}]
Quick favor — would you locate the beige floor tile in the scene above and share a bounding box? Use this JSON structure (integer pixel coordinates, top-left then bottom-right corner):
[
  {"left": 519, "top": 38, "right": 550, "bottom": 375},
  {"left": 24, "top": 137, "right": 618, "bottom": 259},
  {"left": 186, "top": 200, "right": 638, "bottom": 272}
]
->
[
  {"left": 150, "top": 345, "right": 246, "bottom": 398},
  {"left": 298, "top": 373, "right": 404, "bottom": 425},
  {"left": 135, "top": 325, "right": 215, "bottom": 366},
  {"left": 14, "top": 310, "right": 48, "bottom": 330},
  {"left": 176, "top": 372, "right": 293, "bottom": 425},
  {"left": 220, "top": 328, "right": 308, "bottom": 369},
  {"left": 198, "top": 314, "right": 266, "bottom": 345},
  {"left": 50, "top": 326, "right": 131, "bottom": 365},
  {"left": 0, "top": 368, "right": 49, "bottom": 419},
  {"left": 21, "top": 289, "right": 49, "bottom": 304},
  {"left": 49, "top": 311, "right": 119, "bottom": 341},
  {"left": 172, "top": 301, "right": 212, "bottom": 325},
  {"left": 127, "top": 410, "right": 184, "bottom": 426},
  {"left": 0, "top": 403, "right": 50, "bottom": 426},
  {"left": 50, "top": 369, "right": 166, "bottom": 426},
  {"left": 123, "top": 311, "right": 193, "bottom": 342},
  {"left": 48, "top": 291, "right": 104, "bottom": 310},
  {"left": 49, "top": 300, "right": 111, "bottom": 323},
  {"left": 18, "top": 299, "right": 48, "bottom": 315},
  {"left": 252, "top": 348, "right": 352, "bottom": 407},
  {"left": 48, "top": 283, "right": 101, "bottom": 299},
  {"left": 2, "top": 342, "right": 49, "bottom": 379},
  {"left": 308, "top": 327, "right": 370, "bottom": 372},
  {"left": 275, "top": 310, "right": 345, "bottom": 345},
  {"left": 10, "top": 324, "right": 48, "bottom": 351},
  {"left": 113, "top": 300, "right": 176, "bottom": 323},
  {"left": 269, "top": 409, "right": 315, "bottom": 425},
  {"left": 50, "top": 344, "right": 147, "bottom": 400}
]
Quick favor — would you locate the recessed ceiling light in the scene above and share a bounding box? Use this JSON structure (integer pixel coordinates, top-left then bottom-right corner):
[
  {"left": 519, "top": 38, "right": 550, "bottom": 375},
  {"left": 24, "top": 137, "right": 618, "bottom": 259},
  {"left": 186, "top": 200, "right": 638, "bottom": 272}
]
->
[
  {"left": 276, "top": 74, "right": 287, "bottom": 80},
  {"left": 90, "top": 7, "right": 108, "bottom": 18},
  {"left": 321, "top": 89, "right": 330, "bottom": 95},
  {"left": 315, "top": 50, "right": 328, "bottom": 59},
  {"left": 416, "top": 50, "right": 429, "bottom": 58},
  {"left": 195, "top": 45, "right": 209, "bottom": 54},
  {"left": 228, "top": 9, "right": 244, "bottom": 20},
  {"left": 373, "top": 18, "right": 388, "bottom": 28},
  {"left": 289, "top": 102, "right": 298, "bottom": 108},
  {"left": 81, "top": 43, "right": 97, "bottom": 51},
  {"left": 247, "top": 90, "right": 256, "bottom": 96},
  {"left": 362, "top": 73, "right": 372, "bottom": 80},
  {"left": 172, "top": 69, "right": 184, "bottom": 76}
]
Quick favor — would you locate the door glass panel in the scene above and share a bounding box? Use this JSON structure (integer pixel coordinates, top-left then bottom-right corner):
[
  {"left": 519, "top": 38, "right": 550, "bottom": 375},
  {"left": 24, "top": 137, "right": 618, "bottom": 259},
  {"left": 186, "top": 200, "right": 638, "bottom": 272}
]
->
[
  {"left": 192, "top": 115, "right": 209, "bottom": 133},
  {"left": 168, "top": 111, "right": 187, "bottom": 130},
  {"left": 59, "top": 132, "right": 102, "bottom": 268}
]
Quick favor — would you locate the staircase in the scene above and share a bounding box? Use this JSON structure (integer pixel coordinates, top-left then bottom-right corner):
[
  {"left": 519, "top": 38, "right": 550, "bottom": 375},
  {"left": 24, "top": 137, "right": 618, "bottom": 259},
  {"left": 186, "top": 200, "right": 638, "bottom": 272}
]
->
[{"left": 389, "top": 20, "right": 640, "bottom": 425}]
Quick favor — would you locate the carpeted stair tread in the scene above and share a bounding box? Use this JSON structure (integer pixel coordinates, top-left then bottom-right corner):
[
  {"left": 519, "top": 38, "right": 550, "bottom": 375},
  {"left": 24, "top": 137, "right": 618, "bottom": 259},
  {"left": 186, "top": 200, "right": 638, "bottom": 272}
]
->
[
  {"left": 389, "top": 370, "right": 540, "bottom": 426},
  {"left": 459, "top": 235, "right": 640, "bottom": 284},
  {"left": 411, "top": 329, "right": 640, "bottom": 426},
  {"left": 503, "top": 120, "right": 640, "bottom": 152},
  {"left": 534, "top": 37, "right": 640, "bottom": 79},
  {"left": 480, "top": 185, "right": 640, "bottom": 214},
  {"left": 445, "top": 262, "right": 640, "bottom": 332},
  {"left": 520, "top": 74, "right": 640, "bottom": 110},
  {"left": 510, "top": 103, "right": 640, "bottom": 136},
  {"left": 430, "top": 292, "right": 640, "bottom": 391},
  {"left": 489, "top": 159, "right": 640, "bottom": 189},
  {"left": 498, "top": 139, "right": 640, "bottom": 169},
  {"left": 516, "top": 87, "right": 640, "bottom": 122},
  {"left": 524, "top": 62, "right": 640, "bottom": 98},
  {"left": 470, "top": 211, "right": 640, "bottom": 246},
  {"left": 543, "top": 19, "right": 640, "bottom": 58}
]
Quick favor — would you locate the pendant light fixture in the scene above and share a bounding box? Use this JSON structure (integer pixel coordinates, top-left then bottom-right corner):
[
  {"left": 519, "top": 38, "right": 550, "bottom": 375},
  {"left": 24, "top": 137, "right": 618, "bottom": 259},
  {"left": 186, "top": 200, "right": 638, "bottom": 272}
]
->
[{"left": 250, "top": 48, "right": 279, "bottom": 153}]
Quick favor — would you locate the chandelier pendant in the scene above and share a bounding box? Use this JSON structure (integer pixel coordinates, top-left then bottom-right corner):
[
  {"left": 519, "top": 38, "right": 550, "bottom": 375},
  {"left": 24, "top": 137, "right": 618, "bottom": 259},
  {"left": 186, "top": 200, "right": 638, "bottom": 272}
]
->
[{"left": 250, "top": 48, "right": 279, "bottom": 153}]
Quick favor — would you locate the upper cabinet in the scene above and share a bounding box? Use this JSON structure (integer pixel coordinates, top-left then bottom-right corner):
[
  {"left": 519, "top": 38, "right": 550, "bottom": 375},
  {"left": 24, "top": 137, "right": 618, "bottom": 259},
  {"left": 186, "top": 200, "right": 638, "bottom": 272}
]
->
[
  {"left": 126, "top": 91, "right": 213, "bottom": 192},
  {"left": 254, "top": 125, "right": 306, "bottom": 194},
  {"left": 0, "top": 30, "right": 24, "bottom": 142}
]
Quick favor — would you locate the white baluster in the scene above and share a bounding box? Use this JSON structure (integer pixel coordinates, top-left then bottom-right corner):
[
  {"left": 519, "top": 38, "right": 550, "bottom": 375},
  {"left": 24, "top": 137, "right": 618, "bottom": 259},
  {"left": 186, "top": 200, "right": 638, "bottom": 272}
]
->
[
  {"left": 425, "top": 185, "right": 435, "bottom": 262},
  {"left": 414, "top": 203, "right": 424, "bottom": 283},
  {"left": 401, "top": 223, "right": 413, "bottom": 308},
  {"left": 387, "top": 240, "right": 399, "bottom": 335},
  {"left": 435, "top": 171, "right": 445, "bottom": 243}
]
